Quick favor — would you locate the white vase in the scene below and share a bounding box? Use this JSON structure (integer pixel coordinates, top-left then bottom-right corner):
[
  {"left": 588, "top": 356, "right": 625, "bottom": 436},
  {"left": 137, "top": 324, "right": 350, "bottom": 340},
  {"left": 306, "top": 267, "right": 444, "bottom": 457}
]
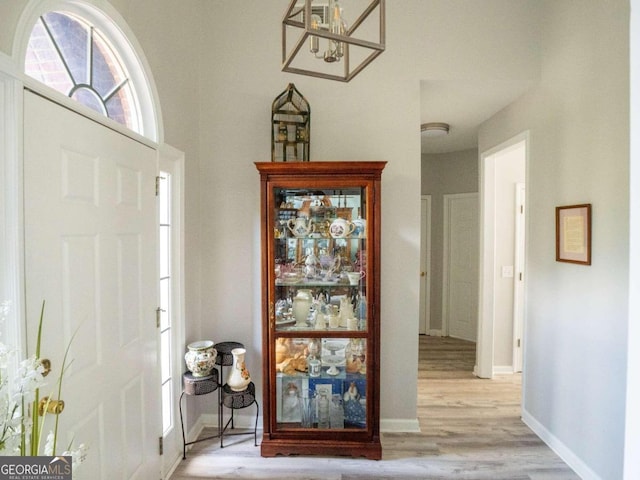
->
[
  {"left": 292, "top": 289, "right": 313, "bottom": 326},
  {"left": 227, "top": 347, "right": 251, "bottom": 392},
  {"left": 184, "top": 340, "right": 217, "bottom": 377}
]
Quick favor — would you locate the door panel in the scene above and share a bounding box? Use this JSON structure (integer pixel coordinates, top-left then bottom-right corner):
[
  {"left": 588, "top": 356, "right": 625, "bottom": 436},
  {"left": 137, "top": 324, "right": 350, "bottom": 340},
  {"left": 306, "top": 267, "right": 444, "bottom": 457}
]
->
[
  {"left": 24, "top": 92, "right": 159, "bottom": 479},
  {"left": 444, "top": 193, "right": 479, "bottom": 342}
]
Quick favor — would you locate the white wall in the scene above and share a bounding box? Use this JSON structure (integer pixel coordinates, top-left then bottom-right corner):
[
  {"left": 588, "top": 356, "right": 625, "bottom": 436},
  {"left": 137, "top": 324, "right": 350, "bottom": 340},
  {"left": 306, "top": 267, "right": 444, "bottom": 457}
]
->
[
  {"left": 627, "top": 2, "right": 640, "bottom": 478},
  {"left": 479, "top": 1, "right": 629, "bottom": 478}
]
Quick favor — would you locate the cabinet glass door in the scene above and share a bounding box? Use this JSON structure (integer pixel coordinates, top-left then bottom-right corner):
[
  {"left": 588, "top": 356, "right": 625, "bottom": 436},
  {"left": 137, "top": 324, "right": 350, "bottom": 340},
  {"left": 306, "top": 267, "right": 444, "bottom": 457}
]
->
[{"left": 271, "top": 187, "right": 369, "bottom": 431}]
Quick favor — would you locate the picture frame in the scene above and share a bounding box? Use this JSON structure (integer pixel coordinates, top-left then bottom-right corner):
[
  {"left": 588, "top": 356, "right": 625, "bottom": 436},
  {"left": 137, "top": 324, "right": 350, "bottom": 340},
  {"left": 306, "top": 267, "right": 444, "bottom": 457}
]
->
[{"left": 556, "top": 204, "right": 592, "bottom": 265}]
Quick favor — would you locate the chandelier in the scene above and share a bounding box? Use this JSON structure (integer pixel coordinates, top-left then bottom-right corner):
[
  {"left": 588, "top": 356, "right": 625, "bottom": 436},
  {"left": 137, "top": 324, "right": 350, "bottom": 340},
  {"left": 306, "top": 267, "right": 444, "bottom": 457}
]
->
[{"left": 282, "top": 0, "right": 386, "bottom": 82}]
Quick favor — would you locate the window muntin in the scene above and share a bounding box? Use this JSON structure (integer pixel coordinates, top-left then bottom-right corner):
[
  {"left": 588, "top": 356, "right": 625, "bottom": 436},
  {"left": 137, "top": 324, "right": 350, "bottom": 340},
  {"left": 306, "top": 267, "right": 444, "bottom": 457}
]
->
[{"left": 25, "top": 11, "right": 141, "bottom": 133}]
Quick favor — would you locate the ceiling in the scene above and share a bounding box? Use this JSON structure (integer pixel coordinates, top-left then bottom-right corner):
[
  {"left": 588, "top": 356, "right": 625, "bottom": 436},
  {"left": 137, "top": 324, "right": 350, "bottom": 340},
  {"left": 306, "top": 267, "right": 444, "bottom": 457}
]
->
[{"left": 419, "top": 78, "right": 535, "bottom": 155}]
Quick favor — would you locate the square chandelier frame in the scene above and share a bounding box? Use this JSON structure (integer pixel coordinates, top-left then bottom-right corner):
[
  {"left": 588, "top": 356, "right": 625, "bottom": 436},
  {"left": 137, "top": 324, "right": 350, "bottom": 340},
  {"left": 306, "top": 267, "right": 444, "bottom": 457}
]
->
[{"left": 282, "top": 0, "right": 386, "bottom": 82}]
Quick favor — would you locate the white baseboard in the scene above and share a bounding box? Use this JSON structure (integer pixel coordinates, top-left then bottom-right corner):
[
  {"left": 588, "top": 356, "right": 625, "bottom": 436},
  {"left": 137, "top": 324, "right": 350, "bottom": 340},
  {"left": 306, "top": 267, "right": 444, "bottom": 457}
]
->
[
  {"left": 522, "top": 409, "right": 600, "bottom": 480},
  {"left": 194, "top": 414, "right": 420, "bottom": 437},
  {"left": 164, "top": 452, "right": 183, "bottom": 480},
  {"left": 426, "top": 329, "right": 443, "bottom": 336},
  {"left": 380, "top": 418, "right": 421, "bottom": 433},
  {"left": 493, "top": 365, "right": 515, "bottom": 375},
  {"left": 200, "top": 412, "right": 262, "bottom": 430},
  {"left": 473, "top": 365, "right": 517, "bottom": 377},
  {"left": 185, "top": 414, "right": 207, "bottom": 443}
]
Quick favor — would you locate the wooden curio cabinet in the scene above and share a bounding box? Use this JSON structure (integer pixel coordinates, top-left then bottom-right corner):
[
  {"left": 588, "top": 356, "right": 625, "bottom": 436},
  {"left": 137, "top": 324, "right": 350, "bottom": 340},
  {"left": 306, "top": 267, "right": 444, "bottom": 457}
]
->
[{"left": 255, "top": 161, "right": 386, "bottom": 459}]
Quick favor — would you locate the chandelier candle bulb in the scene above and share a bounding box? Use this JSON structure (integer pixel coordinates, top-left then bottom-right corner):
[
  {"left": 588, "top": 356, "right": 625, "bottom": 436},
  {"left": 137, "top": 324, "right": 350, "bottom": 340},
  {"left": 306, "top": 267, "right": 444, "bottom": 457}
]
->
[{"left": 310, "top": 14, "right": 321, "bottom": 54}]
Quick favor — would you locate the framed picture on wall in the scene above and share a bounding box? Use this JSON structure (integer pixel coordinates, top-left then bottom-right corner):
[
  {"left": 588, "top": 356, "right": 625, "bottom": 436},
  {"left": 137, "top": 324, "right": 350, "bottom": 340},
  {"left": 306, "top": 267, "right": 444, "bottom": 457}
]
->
[{"left": 556, "top": 204, "right": 592, "bottom": 265}]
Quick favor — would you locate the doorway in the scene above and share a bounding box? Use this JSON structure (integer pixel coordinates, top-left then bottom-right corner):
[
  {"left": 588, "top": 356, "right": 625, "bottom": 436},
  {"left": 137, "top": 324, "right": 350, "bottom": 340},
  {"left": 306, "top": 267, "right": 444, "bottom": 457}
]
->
[
  {"left": 420, "top": 136, "right": 526, "bottom": 379},
  {"left": 477, "top": 134, "right": 527, "bottom": 378}
]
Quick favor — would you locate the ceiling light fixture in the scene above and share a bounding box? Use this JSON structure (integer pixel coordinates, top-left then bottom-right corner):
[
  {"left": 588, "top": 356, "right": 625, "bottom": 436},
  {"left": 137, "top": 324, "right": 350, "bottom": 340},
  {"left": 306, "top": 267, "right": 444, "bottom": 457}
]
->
[
  {"left": 421, "top": 122, "right": 450, "bottom": 137},
  {"left": 282, "top": 0, "right": 386, "bottom": 82}
]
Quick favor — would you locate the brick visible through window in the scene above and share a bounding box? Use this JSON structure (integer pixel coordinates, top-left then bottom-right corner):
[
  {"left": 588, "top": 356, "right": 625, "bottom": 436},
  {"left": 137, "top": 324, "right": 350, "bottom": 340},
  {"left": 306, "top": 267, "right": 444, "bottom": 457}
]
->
[{"left": 25, "top": 11, "right": 140, "bottom": 133}]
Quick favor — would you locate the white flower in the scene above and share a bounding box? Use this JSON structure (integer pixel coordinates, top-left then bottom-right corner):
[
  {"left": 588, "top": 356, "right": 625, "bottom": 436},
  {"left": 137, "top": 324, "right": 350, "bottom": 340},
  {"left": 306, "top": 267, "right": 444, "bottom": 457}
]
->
[
  {"left": 44, "top": 430, "right": 55, "bottom": 456},
  {"left": 14, "top": 356, "right": 46, "bottom": 401},
  {"left": 1, "top": 300, "right": 85, "bottom": 460},
  {"left": 0, "top": 301, "right": 10, "bottom": 323},
  {"left": 63, "top": 443, "right": 88, "bottom": 469},
  {"left": 0, "top": 343, "right": 9, "bottom": 370}
]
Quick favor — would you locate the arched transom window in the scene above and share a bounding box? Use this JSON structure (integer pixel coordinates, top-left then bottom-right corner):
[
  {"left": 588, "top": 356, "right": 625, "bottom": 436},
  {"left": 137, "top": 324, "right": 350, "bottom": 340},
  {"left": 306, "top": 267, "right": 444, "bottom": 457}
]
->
[{"left": 25, "top": 11, "right": 141, "bottom": 133}]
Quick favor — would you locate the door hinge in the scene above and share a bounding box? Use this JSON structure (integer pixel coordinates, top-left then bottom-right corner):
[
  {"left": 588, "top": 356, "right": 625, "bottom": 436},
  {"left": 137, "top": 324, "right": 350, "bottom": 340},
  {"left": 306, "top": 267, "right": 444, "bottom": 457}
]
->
[
  {"left": 156, "top": 307, "right": 165, "bottom": 328},
  {"left": 519, "top": 272, "right": 523, "bottom": 281},
  {"left": 520, "top": 204, "right": 524, "bottom": 214},
  {"left": 159, "top": 436, "right": 163, "bottom": 455},
  {"left": 517, "top": 339, "right": 521, "bottom": 348},
  {"left": 155, "top": 175, "right": 167, "bottom": 196}
]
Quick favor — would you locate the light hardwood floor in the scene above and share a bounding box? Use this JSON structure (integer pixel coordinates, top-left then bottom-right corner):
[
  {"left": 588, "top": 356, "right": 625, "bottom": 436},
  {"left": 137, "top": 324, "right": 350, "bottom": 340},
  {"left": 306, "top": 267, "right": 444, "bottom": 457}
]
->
[{"left": 170, "top": 336, "right": 579, "bottom": 479}]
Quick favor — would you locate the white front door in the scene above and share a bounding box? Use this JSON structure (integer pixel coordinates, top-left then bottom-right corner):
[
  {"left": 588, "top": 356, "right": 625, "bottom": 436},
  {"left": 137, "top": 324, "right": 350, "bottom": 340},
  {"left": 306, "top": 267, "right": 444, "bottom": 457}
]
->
[
  {"left": 443, "top": 193, "right": 479, "bottom": 342},
  {"left": 23, "top": 92, "right": 159, "bottom": 479}
]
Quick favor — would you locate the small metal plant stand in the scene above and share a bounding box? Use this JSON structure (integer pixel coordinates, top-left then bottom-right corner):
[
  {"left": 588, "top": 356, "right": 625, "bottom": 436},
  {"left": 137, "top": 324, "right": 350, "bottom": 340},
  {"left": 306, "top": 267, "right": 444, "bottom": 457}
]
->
[{"left": 179, "top": 341, "right": 259, "bottom": 458}]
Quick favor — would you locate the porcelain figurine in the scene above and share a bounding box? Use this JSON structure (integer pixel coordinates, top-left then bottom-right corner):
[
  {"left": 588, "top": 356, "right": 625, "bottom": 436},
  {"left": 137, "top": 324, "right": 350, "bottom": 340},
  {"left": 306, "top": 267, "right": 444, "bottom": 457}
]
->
[
  {"left": 339, "top": 297, "right": 354, "bottom": 327},
  {"left": 304, "top": 249, "right": 319, "bottom": 278}
]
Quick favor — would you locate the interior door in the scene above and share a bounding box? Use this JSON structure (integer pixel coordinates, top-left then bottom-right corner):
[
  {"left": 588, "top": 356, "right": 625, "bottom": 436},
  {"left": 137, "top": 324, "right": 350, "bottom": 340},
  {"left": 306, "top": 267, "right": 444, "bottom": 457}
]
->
[
  {"left": 419, "top": 195, "right": 431, "bottom": 335},
  {"left": 443, "top": 193, "right": 479, "bottom": 342},
  {"left": 23, "top": 91, "right": 159, "bottom": 479},
  {"left": 513, "top": 183, "right": 526, "bottom": 372}
]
